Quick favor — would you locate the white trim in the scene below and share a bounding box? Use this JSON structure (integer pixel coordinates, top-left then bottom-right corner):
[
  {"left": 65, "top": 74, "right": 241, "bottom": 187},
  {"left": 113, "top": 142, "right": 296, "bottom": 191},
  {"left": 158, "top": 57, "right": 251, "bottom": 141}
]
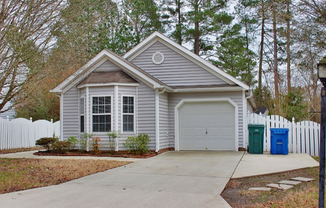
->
[
  {"left": 114, "top": 86, "right": 119, "bottom": 132},
  {"left": 174, "top": 98, "right": 238, "bottom": 151},
  {"left": 86, "top": 87, "right": 90, "bottom": 134},
  {"left": 121, "top": 95, "right": 136, "bottom": 134},
  {"left": 136, "top": 87, "right": 139, "bottom": 135},
  {"left": 155, "top": 90, "right": 160, "bottom": 152},
  {"left": 242, "top": 90, "right": 247, "bottom": 149},
  {"left": 173, "top": 86, "right": 244, "bottom": 93},
  {"left": 152, "top": 52, "right": 164, "bottom": 65},
  {"left": 60, "top": 93, "right": 63, "bottom": 140},
  {"left": 90, "top": 94, "right": 113, "bottom": 133},
  {"left": 123, "top": 32, "right": 249, "bottom": 90},
  {"left": 55, "top": 50, "right": 163, "bottom": 94},
  {"left": 77, "top": 83, "right": 140, "bottom": 89}
]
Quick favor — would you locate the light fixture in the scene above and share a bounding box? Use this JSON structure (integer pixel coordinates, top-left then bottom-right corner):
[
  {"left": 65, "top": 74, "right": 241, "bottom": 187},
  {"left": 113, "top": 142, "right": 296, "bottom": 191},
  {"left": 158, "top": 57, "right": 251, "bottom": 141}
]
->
[{"left": 318, "top": 56, "right": 326, "bottom": 85}]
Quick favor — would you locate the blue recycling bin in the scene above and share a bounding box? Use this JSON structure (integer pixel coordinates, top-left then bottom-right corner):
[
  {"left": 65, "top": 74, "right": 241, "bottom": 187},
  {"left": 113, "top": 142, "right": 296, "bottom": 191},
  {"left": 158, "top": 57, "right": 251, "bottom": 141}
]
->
[{"left": 270, "top": 128, "right": 289, "bottom": 155}]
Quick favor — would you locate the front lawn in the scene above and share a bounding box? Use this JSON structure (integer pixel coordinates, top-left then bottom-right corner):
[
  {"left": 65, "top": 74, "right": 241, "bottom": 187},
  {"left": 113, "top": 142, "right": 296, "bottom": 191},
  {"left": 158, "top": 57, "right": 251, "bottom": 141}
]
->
[{"left": 0, "top": 158, "right": 131, "bottom": 194}]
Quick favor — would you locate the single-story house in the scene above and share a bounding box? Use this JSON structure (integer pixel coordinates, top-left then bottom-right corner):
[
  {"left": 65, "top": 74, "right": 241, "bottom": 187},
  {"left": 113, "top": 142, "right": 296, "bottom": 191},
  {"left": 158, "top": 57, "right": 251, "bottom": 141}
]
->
[{"left": 51, "top": 32, "right": 256, "bottom": 152}]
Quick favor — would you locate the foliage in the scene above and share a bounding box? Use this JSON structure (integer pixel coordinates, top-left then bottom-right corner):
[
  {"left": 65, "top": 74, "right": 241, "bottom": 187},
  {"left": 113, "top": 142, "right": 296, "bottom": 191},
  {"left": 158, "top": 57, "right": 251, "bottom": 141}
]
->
[
  {"left": 67, "top": 136, "right": 78, "bottom": 150},
  {"left": 80, "top": 132, "right": 94, "bottom": 150},
  {"left": 0, "top": 0, "right": 65, "bottom": 114},
  {"left": 91, "top": 137, "right": 101, "bottom": 154},
  {"left": 35, "top": 137, "right": 59, "bottom": 151},
  {"left": 123, "top": 134, "right": 150, "bottom": 155},
  {"left": 107, "top": 131, "right": 121, "bottom": 152},
  {"left": 52, "top": 141, "right": 72, "bottom": 153}
]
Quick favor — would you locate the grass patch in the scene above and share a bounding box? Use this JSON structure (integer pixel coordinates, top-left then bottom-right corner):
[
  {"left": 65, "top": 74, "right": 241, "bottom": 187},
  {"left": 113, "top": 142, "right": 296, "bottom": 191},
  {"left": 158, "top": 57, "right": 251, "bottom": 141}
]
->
[
  {"left": 222, "top": 156, "right": 321, "bottom": 208},
  {"left": 0, "top": 158, "right": 131, "bottom": 194}
]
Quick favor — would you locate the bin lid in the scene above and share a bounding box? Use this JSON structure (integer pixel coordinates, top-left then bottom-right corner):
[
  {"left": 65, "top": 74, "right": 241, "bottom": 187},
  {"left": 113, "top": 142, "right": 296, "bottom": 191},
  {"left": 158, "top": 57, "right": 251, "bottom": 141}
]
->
[
  {"left": 270, "top": 128, "right": 289, "bottom": 134},
  {"left": 248, "top": 124, "right": 265, "bottom": 128}
]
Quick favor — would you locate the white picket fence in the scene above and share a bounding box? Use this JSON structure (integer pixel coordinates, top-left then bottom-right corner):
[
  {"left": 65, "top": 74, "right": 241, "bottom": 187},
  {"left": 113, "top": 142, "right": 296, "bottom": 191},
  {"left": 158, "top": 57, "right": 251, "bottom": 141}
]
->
[
  {"left": 0, "top": 117, "right": 60, "bottom": 150},
  {"left": 248, "top": 113, "right": 320, "bottom": 156}
]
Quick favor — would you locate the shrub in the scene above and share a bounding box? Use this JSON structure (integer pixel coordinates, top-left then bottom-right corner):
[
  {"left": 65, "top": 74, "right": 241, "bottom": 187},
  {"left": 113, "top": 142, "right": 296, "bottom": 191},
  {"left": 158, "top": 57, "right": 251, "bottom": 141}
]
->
[
  {"left": 52, "top": 141, "right": 72, "bottom": 153},
  {"left": 67, "top": 136, "right": 78, "bottom": 150},
  {"left": 35, "top": 137, "right": 58, "bottom": 151},
  {"left": 123, "top": 134, "right": 150, "bottom": 155},
  {"left": 107, "top": 131, "right": 121, "bottom": 152},
  {"left": 92, "top": 137, "right": 101, "bottom": 154}
]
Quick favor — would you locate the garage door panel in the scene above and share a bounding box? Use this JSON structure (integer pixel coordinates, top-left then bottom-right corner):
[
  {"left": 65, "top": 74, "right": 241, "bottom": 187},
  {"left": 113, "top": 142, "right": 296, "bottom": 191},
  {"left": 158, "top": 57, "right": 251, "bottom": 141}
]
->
[{"left": 179, "top": 101, "right": 235, "bottom": 150}]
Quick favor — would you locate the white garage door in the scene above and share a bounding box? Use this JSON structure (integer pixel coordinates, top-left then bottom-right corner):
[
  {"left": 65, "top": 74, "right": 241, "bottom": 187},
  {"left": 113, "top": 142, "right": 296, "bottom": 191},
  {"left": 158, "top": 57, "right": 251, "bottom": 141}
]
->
[{"left": 179, "top": 101, "right": 235, "bottom": 150}]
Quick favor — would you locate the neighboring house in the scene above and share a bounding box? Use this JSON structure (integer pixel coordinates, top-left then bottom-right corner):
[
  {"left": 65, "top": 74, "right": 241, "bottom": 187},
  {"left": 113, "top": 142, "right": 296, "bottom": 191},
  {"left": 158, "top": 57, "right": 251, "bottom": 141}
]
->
[
  {"left": 51, "top": 32, "right": 255, "bottom": 152},
  {"left": 255, "top": 106, "right": 269, "bottom": 117}
]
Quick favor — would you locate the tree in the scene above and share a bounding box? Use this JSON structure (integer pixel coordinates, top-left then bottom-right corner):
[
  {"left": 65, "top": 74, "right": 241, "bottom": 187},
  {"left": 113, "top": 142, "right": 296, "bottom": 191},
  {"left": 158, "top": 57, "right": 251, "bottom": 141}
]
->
[
  {"left": 212, "top": 24, "right": 256, "bottom": 84},
  {"left": 122, "top": 0, "right": 163, "bottom": 45},
  {"left": 0, "top": 0, "right": 64, "bottom": 114},
  {"left": 185, "top": 0, "right": 233, "bottom": 55}
]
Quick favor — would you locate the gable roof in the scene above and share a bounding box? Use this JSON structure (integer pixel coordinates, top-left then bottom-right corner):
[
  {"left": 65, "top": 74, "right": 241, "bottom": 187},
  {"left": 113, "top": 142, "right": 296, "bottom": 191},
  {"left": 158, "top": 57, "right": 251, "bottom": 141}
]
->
[
  {"left": 51, "top": 49, "right": 170, "bottom": 93},
  {"left": 123, "top": 31, "right": 249, "bottom": 90},
  {"left": 52, "top": 32, "right": 249, "bottom": 94}
]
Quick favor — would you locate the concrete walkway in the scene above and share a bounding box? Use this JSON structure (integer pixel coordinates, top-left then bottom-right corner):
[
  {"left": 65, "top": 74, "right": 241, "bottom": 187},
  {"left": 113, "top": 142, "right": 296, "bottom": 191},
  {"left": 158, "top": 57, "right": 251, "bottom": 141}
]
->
[
  {"left": 0, "top": 151, "right": 319, "bottom": 208},
  {"left": 233, "top": 152, "right": 319, "bottom": 178},
  {"left": 0, "top": 151, "right": 244, "bottom": 208}
]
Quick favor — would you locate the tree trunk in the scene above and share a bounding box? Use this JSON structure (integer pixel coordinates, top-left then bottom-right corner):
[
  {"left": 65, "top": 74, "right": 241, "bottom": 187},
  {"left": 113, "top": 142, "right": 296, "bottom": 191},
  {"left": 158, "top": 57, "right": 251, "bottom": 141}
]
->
[
  {"left": 258, "top": 0, "right": 265, "bottom": 107},
  {"left": 286, "top": 0, "right": 291, "bottom": 97},
  {"left": 272, "top": 0, "right": 280, "bottom": 114},
  {"left": 176, "top": 0, "right": 182, "bottom": 45},
  {"left": 194, "top": 0, "right": 200, "bottom": 55}
]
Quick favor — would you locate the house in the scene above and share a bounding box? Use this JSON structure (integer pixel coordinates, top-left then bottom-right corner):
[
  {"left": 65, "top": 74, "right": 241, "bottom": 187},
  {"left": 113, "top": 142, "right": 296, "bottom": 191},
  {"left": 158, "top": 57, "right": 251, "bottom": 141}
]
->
[
  {"left": 51, "top": 32, "right": 256, "bottom": 152},
  {"left": 254, "top": 106, "right": 269, "bottom": 117}
]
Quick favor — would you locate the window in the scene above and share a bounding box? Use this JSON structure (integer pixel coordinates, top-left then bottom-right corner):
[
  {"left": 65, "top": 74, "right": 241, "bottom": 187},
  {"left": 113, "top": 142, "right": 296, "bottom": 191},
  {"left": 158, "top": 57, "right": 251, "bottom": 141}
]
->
[
  {"left": 92, "top": 96, "right": 111, "bottom": 132},
  {"left": 122, "top": 96, "right": 134, "bottom": 132},
  {"left": 80, "top": 98, "right": 84, "bottom": 132}
]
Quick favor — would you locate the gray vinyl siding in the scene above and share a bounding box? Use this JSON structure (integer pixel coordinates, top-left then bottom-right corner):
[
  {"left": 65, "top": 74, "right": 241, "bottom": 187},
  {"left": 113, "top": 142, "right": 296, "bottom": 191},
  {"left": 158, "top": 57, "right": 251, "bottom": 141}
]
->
[
  {"left": 137, "top": 82, "right": 156, "bottom": 150},
  {"left": 159, "top": 92, "right": 169, "bottom": 149},
  {"left": 62, "top": 86, "right": 79, "bottom": 140},
  {"left": 130, "top": 41, "right": 228, "bottom": 86},
  {"left": 95, "top": 59, "right": 122, "bottom": 72},
  {"left": 168, "top": 91, "right": 244, "bottom": 149}
]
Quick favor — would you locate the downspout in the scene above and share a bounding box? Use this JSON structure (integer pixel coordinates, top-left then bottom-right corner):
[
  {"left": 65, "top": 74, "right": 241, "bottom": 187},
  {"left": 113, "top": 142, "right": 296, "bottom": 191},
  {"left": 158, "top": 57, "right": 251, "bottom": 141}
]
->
[{"left": 155, "top": 87, "right": 165, "bottom": 153}]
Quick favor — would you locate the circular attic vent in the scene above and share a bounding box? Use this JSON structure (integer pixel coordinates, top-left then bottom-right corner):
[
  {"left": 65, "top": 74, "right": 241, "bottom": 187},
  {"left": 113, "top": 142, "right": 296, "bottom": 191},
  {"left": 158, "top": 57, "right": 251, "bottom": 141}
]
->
[{"left": 152, "top": 52, "right": 164, "bottom": 65}]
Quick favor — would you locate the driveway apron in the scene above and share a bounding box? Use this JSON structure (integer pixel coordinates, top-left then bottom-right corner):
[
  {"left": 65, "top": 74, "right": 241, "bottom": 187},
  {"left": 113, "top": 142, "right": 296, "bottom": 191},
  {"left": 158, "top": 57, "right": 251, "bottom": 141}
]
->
[{"left": 0, "top": 151, "right": 243, "bottom": 208}]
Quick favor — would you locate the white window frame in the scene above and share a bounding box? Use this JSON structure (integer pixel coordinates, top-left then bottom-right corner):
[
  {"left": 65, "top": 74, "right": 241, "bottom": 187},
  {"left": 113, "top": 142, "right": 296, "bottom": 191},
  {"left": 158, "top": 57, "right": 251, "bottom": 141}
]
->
[
  {"left": 80, "top": 97, "right": 85, "bottom": 133},
  {"left": 121, "top": 95, "right": 135, "bottom": 133},
  {"left": 91, "top": 95, "right": 113, "bottom": 133}
]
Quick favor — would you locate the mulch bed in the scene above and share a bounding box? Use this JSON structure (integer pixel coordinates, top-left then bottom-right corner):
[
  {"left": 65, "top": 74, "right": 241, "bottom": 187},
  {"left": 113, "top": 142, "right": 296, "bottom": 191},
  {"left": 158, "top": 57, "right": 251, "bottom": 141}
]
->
[{"left": 33, "top": 148, "right": 174, "bottom": 158}]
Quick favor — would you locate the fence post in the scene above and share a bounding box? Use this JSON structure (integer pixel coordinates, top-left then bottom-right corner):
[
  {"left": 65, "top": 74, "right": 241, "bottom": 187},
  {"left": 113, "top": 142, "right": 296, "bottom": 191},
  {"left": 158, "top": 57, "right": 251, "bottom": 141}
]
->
[{"left": 292, "top": 117, "right": 296, "bottom": 153}]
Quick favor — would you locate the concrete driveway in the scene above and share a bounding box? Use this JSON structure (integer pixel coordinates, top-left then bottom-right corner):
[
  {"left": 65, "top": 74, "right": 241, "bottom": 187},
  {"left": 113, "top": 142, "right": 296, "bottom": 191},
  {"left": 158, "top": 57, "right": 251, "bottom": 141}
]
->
[{"left": 0, "top": 151, "right": 243, "bottom": 208}]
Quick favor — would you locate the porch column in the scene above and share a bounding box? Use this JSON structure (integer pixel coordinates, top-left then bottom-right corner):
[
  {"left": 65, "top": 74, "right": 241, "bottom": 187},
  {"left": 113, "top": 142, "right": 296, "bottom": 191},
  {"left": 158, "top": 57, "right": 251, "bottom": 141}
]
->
[
  {"left": 155, "top": 89, "right": 160, "bottom": 152},
  {"left": 86, "top": 86, "right": 90, "bottom": 151}
]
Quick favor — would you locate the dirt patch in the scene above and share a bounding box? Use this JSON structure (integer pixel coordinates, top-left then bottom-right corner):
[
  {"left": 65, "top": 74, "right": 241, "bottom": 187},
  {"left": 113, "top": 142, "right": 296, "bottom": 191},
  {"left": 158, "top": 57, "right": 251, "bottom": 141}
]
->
[
  {"left": 221, "top": 167, "right": 319, "bottom": 207},
  {"left": 0, "top": 158, "right": 131, "bottom": 194}
]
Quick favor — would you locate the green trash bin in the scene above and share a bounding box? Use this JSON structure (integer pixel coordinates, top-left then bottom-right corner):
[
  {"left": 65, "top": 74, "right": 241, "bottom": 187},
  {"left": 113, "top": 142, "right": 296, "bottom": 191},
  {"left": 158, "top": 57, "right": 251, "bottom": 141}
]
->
[{"left": 248, "top": 124, "right": 265, "bottom": 154}]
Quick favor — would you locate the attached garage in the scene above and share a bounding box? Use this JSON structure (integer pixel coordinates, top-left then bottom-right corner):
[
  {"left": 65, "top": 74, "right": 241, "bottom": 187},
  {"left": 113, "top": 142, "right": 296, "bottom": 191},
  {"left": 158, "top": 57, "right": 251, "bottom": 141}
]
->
[{"left": 176, "top": 99, "right": 238, "bottom": 151}]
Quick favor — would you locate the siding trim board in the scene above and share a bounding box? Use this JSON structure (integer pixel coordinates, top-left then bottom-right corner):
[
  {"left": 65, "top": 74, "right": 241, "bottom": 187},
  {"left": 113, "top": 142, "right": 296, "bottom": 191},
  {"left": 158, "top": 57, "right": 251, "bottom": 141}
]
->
[{"left": 174, "top": 98, "right": 239, "bottom": 151}]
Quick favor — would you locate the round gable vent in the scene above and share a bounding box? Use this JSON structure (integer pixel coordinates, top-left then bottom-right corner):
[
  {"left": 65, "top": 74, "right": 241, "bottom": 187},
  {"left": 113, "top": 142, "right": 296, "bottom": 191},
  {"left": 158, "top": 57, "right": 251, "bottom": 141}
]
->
[{"left": 152, "top": 52, "right": 164, "bottom": 65}]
